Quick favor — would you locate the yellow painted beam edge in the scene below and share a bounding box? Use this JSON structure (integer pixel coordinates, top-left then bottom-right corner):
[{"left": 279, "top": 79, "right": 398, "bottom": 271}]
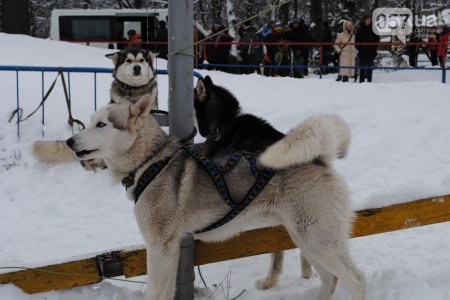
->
[{"left": 1, "top": 195, "right": 449, "bottom": 293}]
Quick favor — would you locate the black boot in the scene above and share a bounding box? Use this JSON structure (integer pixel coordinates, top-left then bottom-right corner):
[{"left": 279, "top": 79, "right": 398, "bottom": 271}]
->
[
  {"left": 342, "top": 76, "right": 349, "bottom": 82},
  {"left": 336, "top": 75, "right": 342, "bottom": 81}
]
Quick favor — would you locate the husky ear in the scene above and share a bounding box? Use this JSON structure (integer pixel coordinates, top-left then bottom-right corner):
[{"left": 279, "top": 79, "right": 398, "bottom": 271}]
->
[
  {"left": 130, "top": 94, "right": 153, "bottom": 118},
  {"left": 203, "top": 75, "right": 213, "bottom": 87},
  {"left": 195, "top": 78, "right": 207, "bottom": 102},
  {"left": 105, "top": 52, "right": 120, "bottom": 66}
]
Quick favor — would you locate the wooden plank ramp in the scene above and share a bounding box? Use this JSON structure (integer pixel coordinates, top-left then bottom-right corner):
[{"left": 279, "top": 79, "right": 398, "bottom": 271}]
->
[{"left": 1, "top": 194, "right": 450, "bottom": 294}]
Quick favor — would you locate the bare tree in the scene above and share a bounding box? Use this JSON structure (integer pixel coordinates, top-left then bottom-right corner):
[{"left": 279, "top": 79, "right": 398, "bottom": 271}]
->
[{"left": 310, "top": 0, "right": 323, "bottom": 40}]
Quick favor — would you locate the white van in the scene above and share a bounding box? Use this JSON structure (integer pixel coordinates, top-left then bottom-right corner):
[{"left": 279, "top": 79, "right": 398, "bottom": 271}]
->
[{"left": 50, "top": 9, "right": 168, "bottom": 49}]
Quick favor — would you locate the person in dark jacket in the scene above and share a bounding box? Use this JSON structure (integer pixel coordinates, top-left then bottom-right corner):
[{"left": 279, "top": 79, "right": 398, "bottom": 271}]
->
[
  {"left": 299, "top": 19, "right": 312, "bottom": 76},
  {"left": 321, "top": 21, "right": 333, "bottom": 74},
  {"left": 205, "top": 21, "right": 223, "bottom": 68},
  {"left": 215, "top": 27, "right": 233, "bottom": 72},
  {"left": 156, "top": 20, "right": 168, "bottom": 60},
  {"left": 238, "top": 20, "right": 258, "bottom": 74},
  {"left": 288, "top": 18, "right": 305, "bottom": 78},
  {"left": 355, "top": 16, "right": 380, "bottom": 82},
  {"left": 407, "top": 32, "right": 420, "bottom": 67}
]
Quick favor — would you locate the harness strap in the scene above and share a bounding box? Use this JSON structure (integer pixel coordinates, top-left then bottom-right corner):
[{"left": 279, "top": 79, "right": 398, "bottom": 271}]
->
[
  {"left": 194, "top": 168, "right": 274, "bottom": 234},
  {"left": 183, "top": 145, "right": 275, "bottom": 234},
  {"left": 183, "top": 145, "right": 236, "bottom": 207},
  {"left": 126, "top": 158, "right": 171, "bottom": 203},
  {"left": 218, "top": 151, "right": 258, "bottom": 177},
  {"left": 59, "top": 70, "right": 85, "bottom": 131}
]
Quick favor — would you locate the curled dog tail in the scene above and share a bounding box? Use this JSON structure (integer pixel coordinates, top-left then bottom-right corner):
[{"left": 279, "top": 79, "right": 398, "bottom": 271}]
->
[
  {"left": 258, "top": 114, "right": 351, "bottom": 169},
  {"left": 32, "top": 140, "right": 76, "bottom": 164}
]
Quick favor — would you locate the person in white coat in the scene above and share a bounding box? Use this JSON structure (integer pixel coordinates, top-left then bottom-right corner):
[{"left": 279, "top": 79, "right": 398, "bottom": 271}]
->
[{"left": 334, "top": 20, "right": 356, "bottom": 82}]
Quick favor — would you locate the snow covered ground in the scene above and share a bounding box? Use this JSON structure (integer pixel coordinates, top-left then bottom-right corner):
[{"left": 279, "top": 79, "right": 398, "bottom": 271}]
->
[{"left": 1, "top": 33, "right": 450, "bottom": 299}]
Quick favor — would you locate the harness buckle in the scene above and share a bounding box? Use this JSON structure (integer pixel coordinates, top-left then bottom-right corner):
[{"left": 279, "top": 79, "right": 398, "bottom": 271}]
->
[{"left": 121, "top": 173, "right": 135, "bottom": 190}]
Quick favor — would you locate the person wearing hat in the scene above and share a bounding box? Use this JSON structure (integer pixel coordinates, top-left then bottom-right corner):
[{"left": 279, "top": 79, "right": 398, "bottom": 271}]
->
[{"left": 333, "top": 20, "right": 356, "bottom": 82}]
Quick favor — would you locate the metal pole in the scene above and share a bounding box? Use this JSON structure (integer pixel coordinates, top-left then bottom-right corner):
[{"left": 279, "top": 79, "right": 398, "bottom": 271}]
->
[
  {"left": 442, "top": 67, "right": 446, "bottom": 84},
  {"left": 168, "top": 1, "right": 195, "bottom": 300}
]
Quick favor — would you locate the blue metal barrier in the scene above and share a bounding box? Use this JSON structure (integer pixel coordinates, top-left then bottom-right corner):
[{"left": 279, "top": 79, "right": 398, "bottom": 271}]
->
[{"left": 0, "top": 66, "right": 203, "bottom": 138}]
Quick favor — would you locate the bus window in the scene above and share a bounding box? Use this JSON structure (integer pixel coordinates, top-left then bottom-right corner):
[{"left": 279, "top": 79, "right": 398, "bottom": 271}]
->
[
  {"left": 123, "top": 21, "right": 141, "bottom": 39},
  {"left": 59, "top": 16, "right": 114, "bottom": 41},
  {"left": 71, "top": 17, "right": 112, "bottom": 40}
]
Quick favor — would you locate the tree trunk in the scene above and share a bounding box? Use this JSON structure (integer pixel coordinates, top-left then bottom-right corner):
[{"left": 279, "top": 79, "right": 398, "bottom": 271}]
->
[
  {"left": 293, "top": 0, "right": 298, "bottom": 18},
  {"left": 279, "top": 1, "right": 289, "bottom": 24},
  {"left": 310, "top": 0, "right": 323, "bottom": 41},
  {"left": 1, "top": 0, "right": 30, "bottom": 34}
]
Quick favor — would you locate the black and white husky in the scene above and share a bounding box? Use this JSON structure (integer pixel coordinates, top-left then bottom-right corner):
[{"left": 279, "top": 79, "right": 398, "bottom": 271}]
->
[
  {"left": 194, "top": 75, "right": 351, "bottom": 289},
  {"left": 32, "top": 48, "right": 158, "bottom": 169}
]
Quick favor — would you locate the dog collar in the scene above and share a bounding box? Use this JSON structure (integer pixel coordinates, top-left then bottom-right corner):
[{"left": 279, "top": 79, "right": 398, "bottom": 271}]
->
[{"left": 115, "top": 76, "right": 155, "bottom": 96}]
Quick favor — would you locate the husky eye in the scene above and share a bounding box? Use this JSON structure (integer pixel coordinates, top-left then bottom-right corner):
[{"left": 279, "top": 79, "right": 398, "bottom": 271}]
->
[
  {"left": 139, "top": 58, "right": 145, "bottom": 63},
  {"left": 96, "top": 121, "right": 107, "bottom": 128},
  {"left": 126, "top": 59, "right": 132, "bottom": 63}
]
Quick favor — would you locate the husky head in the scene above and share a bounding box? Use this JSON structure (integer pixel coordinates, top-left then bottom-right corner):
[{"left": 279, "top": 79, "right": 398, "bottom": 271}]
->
[
  {"left": 106, "top": 48, "right": 156, "bottom": 87},
  {"left": 66, "top": 93, "right": 158, "bottom": 161},
  {"left": 194, "top": 76, "right": 241, "bottom": 137}
]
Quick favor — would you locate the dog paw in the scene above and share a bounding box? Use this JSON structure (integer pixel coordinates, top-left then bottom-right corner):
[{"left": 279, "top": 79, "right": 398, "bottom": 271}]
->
[
  {"left": 80, "top": 159, "right": 107, "bottom": 172},
  {"left": 255, "top": 278, "right": 277, "bottom": 290}
]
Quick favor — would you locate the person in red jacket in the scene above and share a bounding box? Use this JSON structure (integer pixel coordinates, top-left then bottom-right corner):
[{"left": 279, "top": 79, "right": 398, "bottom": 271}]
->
[
  {"left": 126, "top": 29, "right": 142, "bottom": 49},
  {"left": 438, "top": 26, "right": 450, "bottom": 68}
]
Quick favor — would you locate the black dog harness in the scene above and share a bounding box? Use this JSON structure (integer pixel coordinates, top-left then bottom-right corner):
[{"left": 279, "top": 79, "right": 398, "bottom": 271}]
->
[
  {"left": 183, "top": 146, "right": 275, "bottom": 234},
  {"left": 123, "top": 145, "right": 275, "bottom": 234}
]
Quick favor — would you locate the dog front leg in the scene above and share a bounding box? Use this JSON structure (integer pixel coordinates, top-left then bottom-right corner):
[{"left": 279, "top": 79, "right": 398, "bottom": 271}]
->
[{"left": 145, "top": 243, "right": 180, "bottom": 300}]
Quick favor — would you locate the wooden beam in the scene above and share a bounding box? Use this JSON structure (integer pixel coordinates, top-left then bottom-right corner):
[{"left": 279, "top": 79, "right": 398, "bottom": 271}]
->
[
  {"left": 1, "top": 194, "right": 450, "bottom": 293},
  {"left": 195, "top": 194, "right": 450, "bottom": 265},
  {"left": 0, "top": 258, "right": 100, "bottom": 294}
]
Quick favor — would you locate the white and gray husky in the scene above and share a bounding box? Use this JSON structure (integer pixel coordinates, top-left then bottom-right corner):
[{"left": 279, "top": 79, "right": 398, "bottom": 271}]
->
[
  {"left": 32, "top": 48, "right": 158, "bottom": 170},
  {"left": 66, "top": 93, "right": 365, "bottom": 300}
]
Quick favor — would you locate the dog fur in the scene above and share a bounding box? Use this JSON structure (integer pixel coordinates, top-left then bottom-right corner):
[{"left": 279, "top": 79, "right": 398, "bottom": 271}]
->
[
  {"left": 32, "top": 48, "right": 158, "bottom": 169},
  {"left": 259, "top": 113, "right": 351, "bottom": 169},
  {"left": 67, "top": 94, "right": 365, "bottom": 300}
]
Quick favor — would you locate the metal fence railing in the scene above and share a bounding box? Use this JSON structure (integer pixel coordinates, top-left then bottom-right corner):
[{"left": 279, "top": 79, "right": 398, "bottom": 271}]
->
[{"left": 0, "top": 66, "right": 203, "bottom": 139}]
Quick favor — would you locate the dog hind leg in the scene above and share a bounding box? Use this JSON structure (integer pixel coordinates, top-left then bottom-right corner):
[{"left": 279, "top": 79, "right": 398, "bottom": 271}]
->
[
  {"left": 284, "top": 226, "right": 365, "bottom": 300},
  {"left": 301, "top": 253, "right": 313, "bottom": 279},
  {"left": 308, "top": 245, "right": 365, "bottom": 300},
  {"left": 302, "top": 252, "right": 338, "bottom": 300},
  {"left": 255, "top": 251, "right": 284, "bottom": 290}
]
